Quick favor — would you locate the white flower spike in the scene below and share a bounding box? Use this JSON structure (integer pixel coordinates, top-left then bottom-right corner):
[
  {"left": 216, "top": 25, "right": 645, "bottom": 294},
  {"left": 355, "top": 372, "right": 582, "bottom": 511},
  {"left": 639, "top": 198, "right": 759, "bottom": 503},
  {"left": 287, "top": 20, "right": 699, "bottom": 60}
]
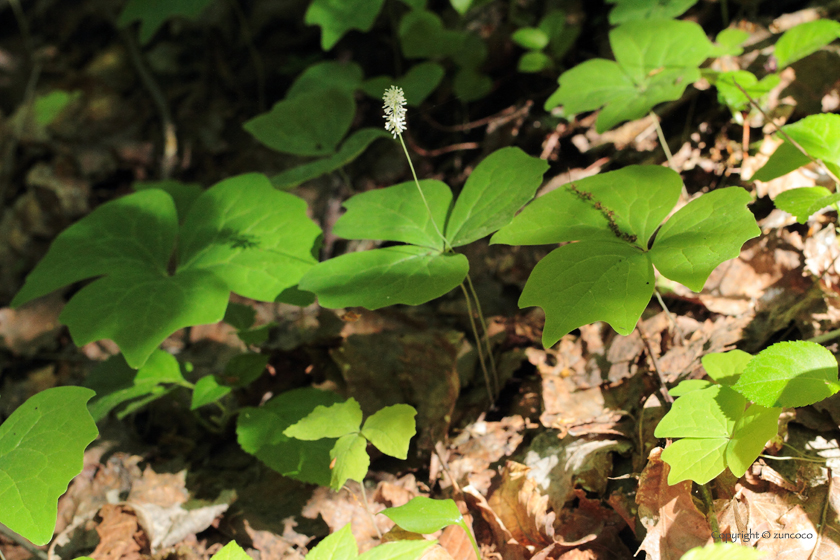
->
[{"left": 383, "top": 86, "right": 407, "bottom": 138}]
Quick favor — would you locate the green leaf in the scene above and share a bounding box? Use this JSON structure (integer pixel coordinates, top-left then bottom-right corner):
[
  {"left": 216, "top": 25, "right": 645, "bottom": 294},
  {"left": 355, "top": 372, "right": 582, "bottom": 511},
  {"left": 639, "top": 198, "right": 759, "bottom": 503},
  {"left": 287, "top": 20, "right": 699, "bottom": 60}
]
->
[
  {"left": 209, "top": 542, "right": 253, "bottom": 560},
  {"left": 520, "top": 241, "right": 654, "bottom": 347},
  {"left": 773, "top": 186, "right": 833, "bottom": 224},
  {"left": 271, "top": 129, "right": 391, "bottom": 190},
  {"left": 117, "top": 0, "right": 213, "bottom": 44},
  {"left": 452, "top": 67, "right": 492, "bottom": 102},
  {"left": 223, "top": 303, "right": 256, "bottom": 331},
  {"left": 712, "top": 28, "right": 751, "bottom": 57},
  {"left": 357, "top": 540, "right": 435, "bottom": 560},
  {"left": 606, "top": 0, "right": 698, "bottom": 24},
  {"left": 361, "top": 63, "right": 446, "bottom": 107},
  {"left": 545, "top": 19, "right": 712, "bottom": 132},
  {"left": 0, "top": 387, "right": 98, "bottom": 545},
  {"left": 669, "top": 379, "right": 713, "bottom": 397},
  {"left": 711, "top": 70, "right": 780, "bottom": 112},
  {"left": 775, "top": 19, "right": 840, "bottom": 69},
  {"left": 445, "top": 147, "right": 549, "bottom": 247},
  {"left": 243, "top": 89, "right": 355, "bottom": 156},
  {"left": 285, "top": 61, "right": 364, "bottom": 99},
  {"left": 399, "top": 11, "right": 464, "bottom": 59},
  {"left": 361, "top": 404, "right": 417, "bottom": 459},
  {"left": 191, "top": 376, "right": 231, "bottom": 410},
  {"left": 133, "top": 180, "right": 203, "bottom": 222},
  {"left": 492, "top": 165, "right": 682, "bottom": 248},
  {"left": 755, "top": 114, "right": 840, "bottom": 181},
  {"left": 334, "top": 180, "right": 452, "bottom": 250},
  {"left": 732, "top": 341, "right": 840, "bottom": 408},
  {"left": 237, "top": 388, "right": 343, "bottom": 486},
  {"left": 178, "top": 173, "right": 321, "bottom": 301},
  {"left": 752, "top": 141, "right": 813, "bottom": 182},
  {"left": 330, "top": 434, "right": 370, "bottom": 490},
  {"left": 649, "top": 188, "right": 759, "bottom": 292},
  {"left": 33, "top": 90, "right": 79, "bottom": 126},
  {"left": 702, "top": 349, "right": 753, "bottom": 386},
  {"left": 307, "top": 525, "right": 358, "bottom": 560},
  {"left": 655, "top": 385, "right": 780, "bottom": 484},
  {"left": 518, "top": 52, "right": 552, "bottom": 73},
  {"left": 383, "top": 497, "right": 463, "bottom": 534},
  {"left": 285, "top": 398, "right": 363, "bottom": 440},
  {"left": 299, "top": 246, "right": 469, "bottom": 309},
  {"left": 512, "top": 28, "right": 549, "bottom": 50},
  {"left": 221, "top": 353, "right": 268, "bottom": 387},
  {"left": 305, "top": 0, "right": 386, "bottom": 50},
  {"left": 681, "top": 543, "right": 766, "bottom": 560},
  {"left": 449, "top": 0, "right": 472, "bottom": 15}
]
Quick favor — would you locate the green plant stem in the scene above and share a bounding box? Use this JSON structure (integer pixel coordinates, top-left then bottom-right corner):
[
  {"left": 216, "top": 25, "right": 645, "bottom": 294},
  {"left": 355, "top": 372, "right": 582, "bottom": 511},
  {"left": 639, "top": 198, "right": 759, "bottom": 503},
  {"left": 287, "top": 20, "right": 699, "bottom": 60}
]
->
[
  {"left": 720, "top": 0, "right": 729, "bottom": 27},
  {"left": 650, "top": 111, "right": 675, "bottom": 170},
  {"left": 807, "top": 328, "right": 840, "bottom": 344},
  {"left": 457, "top": 519, "right": 482, "bottom": 560},
  {"left": 461, "top": 283, "right": 494, "bottom": 403},
  {"left": 699, "top": 483, "right": 721, "bottom": 543},
  {"left": 359, "top": 482, "right": 383, "bottom": 540},
  {"left": 465, "top": 273, "right": 498, "bottom": 395},
  {"left": 760, "top": 454, "right": 827, "bottom": 463},
  {"left": 397, "top": 133, "right": 451, "bottom": 251}
]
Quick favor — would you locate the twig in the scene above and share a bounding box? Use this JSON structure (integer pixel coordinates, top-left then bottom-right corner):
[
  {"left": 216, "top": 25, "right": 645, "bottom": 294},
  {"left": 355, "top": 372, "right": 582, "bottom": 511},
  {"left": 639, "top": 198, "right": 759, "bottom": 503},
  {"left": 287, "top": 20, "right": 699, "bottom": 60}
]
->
[
  {"left": 732, "top": 80, "right": 840, "bottom": 186},
  {"left": 650, "top": 111, "right": 675, "bottom": 170},
  {"left": 405, "top": 138, "right": 480, "bottom": 158},
  {"left": 421, "top": 101, "right": 532, "bottom": 133},
  {"left": 637, "top": 324, "right": 674, "bottom": 404},
  {"left": 0, "top": 523, "right": 48, "bottom": 560}
]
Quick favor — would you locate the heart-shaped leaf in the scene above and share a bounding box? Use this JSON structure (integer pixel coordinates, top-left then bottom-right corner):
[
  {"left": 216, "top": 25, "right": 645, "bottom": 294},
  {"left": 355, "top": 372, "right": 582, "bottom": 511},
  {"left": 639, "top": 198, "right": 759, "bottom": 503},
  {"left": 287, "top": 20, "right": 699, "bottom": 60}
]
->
[{"left": 306, "top": 0, "right": 386, "bottom": 50}]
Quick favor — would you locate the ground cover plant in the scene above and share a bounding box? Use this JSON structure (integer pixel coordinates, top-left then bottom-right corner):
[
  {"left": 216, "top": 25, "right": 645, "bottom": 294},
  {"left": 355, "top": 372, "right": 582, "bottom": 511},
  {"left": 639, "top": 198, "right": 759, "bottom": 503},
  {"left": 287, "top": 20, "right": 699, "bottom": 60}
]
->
[{"left": 2, "top": 1, "right": 840, "bottom": 559}]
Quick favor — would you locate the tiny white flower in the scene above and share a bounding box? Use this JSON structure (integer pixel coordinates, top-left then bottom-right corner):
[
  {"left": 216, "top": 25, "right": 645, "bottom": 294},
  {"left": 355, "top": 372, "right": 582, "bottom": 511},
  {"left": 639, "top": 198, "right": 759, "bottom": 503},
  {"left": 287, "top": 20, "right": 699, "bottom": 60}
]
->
[{"left": 383, "top": 85, "right": 407, "bottom": 138}]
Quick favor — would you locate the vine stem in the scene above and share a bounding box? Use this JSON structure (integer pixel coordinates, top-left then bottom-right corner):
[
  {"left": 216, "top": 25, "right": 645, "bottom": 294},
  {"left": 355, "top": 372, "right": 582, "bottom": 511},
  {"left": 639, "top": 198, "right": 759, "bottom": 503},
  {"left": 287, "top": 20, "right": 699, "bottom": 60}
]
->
[
  {"left": 650, "top": 111, "right": 675, "bottom": 170},
  {"left": 699, "top": 483, "right": 721, "bottom": 543}
]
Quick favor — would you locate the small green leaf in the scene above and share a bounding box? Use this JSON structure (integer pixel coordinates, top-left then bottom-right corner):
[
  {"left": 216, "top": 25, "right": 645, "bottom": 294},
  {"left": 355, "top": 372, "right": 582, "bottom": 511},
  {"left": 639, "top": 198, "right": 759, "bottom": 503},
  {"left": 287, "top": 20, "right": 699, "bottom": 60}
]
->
[
  {"left": 725, "top": 403, "right": 781, "bottom": 477},
  {"left": 711, "top": 70, "right": 780, "bottom": 112},
  {"left": 307, "top": 525, "right": 358, "bottom": 560},
  {"left": 520, "top": 241, "right": 654, "bottom": 347},
  {"left": 361, "top": 404, "right": 417, "bottom": 459},
  {"left": 606, "top": 0, "right": 697, "bottom": 24},
  {"left": 361, "top": 63, "right": 446, "bottom": 107},
  {"left": 732, "top": 341, "right": 840, "bottom": 408},
  {"left": 775, "top": 19, "right": 840, "bottom": 69},
  {"left": 191, "top": 377, "right": 231, "bottom": 410},
  {"left": 357, "top": 540, "right": 436, "bottom": 560},
  {"left": 383, "top": 497, "right": 463, "bottom": 534},
  {"left": 285, "top": 398, "right": 363, "bottom": 440},
  {"left": 659, "top": 437, "right": 727, "bottom": 486},
  {"left": 334, "top": 180, "right": 452, "bottom": 250},
  {"left": 754, "top": 114, "right": 840, "bottom": 181},
  {"left": 330, "top": 434, "right": 370, "bottom": 490},
  {"left": 681, "top": 543, "right": 766, "bottom": 560},
  {"left": 702, "top": 349, "right": 753, "bottom": 386},
  {"left": 518, "top": 52, "right": 552, "bottom": 73},
  {"left": 305, "top": 0, "right": 386, "bottom": 50},
  {"left": 713, "top": 28, "right": 751, "bottom": 56},
  {"left": 773, "top": 186, "right": 833, "bottom": 223},
  {"left": 221, "top": 353, "right": 268, "bottom": 387},
  {"left": 449, "top": 0, "right": 472, "bottom": 15},
  {"left": 117, "top": 0, "right": 213, "bottom": 44},
  {"left": 33, "top": 90, "right": 79, "bottom": 126},
  {"left": 209, "top": 542, "right": 253, "bottom": 560},
  {"left": 512, "top": 28, "right": 549, "bottom": 50},
  {"left": 669, "top": 379, "right": 713, "bottom": 397},
  {"left": 445, "top": 148, "right": 549, "bottom": 247},
  {"left": 133, "top": 180, "right": 203, "bottom": 222},
  {"left": 649, "top": 188, "right": 759, "bottom": 292},
  {"left": 299, "top": 246, "right": 469, "bottom": 309},
  {"left": 0, "top": 387, "right": 98, "bottom": 545},
  {"left": 237, "top": 388, "right": 343, "bottom": 486}
]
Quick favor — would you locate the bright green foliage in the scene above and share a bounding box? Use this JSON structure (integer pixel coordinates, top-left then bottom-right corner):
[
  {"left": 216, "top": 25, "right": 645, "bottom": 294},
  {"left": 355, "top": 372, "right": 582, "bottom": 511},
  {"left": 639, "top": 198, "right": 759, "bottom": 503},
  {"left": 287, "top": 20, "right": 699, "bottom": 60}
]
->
[
  {"left": 305, "top": 524, "right": 435, "bottom": 560},
  {"left": 118, "top": 0, "right": 214, "bottom": 44},
  {"left": 237, "top": 388, "right": 344, "bottom": 486},
  {"left": 0, "top": 387, "right": 98, "bottom": 545},
  {"left": 774, "top": 19, "right": 840, "bottom": 69},
  {"left": 399, "top": 10, "right": 465, "bottom": 59},
  {"left": 680, "top": 542, "right": 766, "bottom": 560},
  {"left": 519, "top": 52, "right": 552, "bottom": 73},
  {"left": 362, "top": 63, "right": 446, "bottom": 107},
  {"left": 753, "top": 114, "right": 840, "bottom": 182},
  {"left": 300, "top": 148, "right": 547, "bottom": 310},
  {"left": 85, "top": 350, "right": 185, "bottom": 421},
  {"left": 545, "top": 19, "right": 712, "bottom": 132},
  {"left": 133, "top": 180, "right": 202, "bottom": 222},
  {"left": 669, "top": 379, "right": 712, "bottom": 397},
  {"left": 450, "top": 0, "right": 472, "bottom": 14},
  {"left": 190, "top": 376, "right": 231, "bottom": 410},
  {"left": 773, "top": 186, "right": 840, "bottom": 224},
  {"left": 606, "top": 0, "right": 697, "bottom": 25},
  {"left": 305, "top": 0, "right": 386, "bottom": 50},
  {"left": 709, "top": 70, "right": 780, "bottom": 112},
  {"left": 12, "top": 174, "right": 320, "bottom": 368},
  {"left": 733, "top": 341, "right": 840, "bottom": 408},
  {"left": 222, "top": 303, "right": 256, "bottom": 330},
  {"left": 712, "top": 28, "right": 751, "bottom": 57},
  {"left": 284, "top": 399, "right": 417, "bottom": 490},
  {"left": 383, "top": 497, "right": 464, "bottom": 535},
  {"left": 492, "top": 166, "right": 758, "bottom": 346},
  {"left": 209, "top": 541, "right": 252, "bottom": 560},
  {"left": 655, "top": 385, "right": 781, "bottom": 484},
  {"left": 33, "top": 90, "right": 79, "bottom": 126},
  {"left": 512, "top": 28, "right": 549, "bottom": 50},
  {"left": 702, "top": 349, "right": 752, "bottom": 386}
]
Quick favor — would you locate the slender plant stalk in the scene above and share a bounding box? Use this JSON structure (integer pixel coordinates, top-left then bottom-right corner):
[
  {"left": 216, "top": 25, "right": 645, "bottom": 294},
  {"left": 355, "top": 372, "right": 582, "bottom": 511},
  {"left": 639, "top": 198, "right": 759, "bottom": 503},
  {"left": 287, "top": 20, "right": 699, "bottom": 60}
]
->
[
  {"left": 358, "top": 482, "right": 383, "bottom": 539},
  {"left": 650, "top": 111, "right": 675, "bottom": 169},
  {"left": 465, "top": 273, "right": 498, "bottom": 395},
  {"left": 461, "top": 283, "right": 494, "bottom": 402},
  {"left": 700, "top": 482, "right": 721, "bottom": 543},
  {"left": 398, "top": 134, "right": 451, "bottom": 251}
]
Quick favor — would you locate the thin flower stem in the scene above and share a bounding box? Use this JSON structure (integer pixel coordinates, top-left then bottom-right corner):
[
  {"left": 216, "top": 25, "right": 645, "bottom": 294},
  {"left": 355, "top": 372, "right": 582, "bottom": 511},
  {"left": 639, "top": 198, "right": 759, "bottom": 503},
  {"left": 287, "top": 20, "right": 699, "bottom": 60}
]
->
[
  {"left": 461, "top": 283, "right": 494, "bottom": 403},
  {"left": 465, "top": 273, "right": 498, "bottom": 395},
  {"left": 398, "top": 133, "right": 451, "bottom": 251},
  {"left": 359, "top": 482, "right": 383, "bottom": 540},
  {"left": 650, "top": 111, "right": 675, "bottom": 170}
]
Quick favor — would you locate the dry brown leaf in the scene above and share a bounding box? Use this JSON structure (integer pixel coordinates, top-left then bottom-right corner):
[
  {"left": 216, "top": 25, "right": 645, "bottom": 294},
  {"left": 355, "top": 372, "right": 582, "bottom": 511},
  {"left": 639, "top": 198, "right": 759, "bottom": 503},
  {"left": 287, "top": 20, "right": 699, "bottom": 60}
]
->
[
  {"left": 243, "top": 517, "right": 309, "bottom": 560},
  {"left": 302, "top": 482, "right": 391, "bottom": 552},
  {"left": 487, "top": 462, "right": 554, "bottom": 549},
  {"left": 127, "top": 467, "right": 189, "bottom": 507},
  {"left": 91, "top": 504, "right": 149, "bottom": 560},
  {"left": 462, "top": 485, "right": 529, "bottom": 560},
  {"left": 438, "top": 524, "right": 475, "bottom": 560}
]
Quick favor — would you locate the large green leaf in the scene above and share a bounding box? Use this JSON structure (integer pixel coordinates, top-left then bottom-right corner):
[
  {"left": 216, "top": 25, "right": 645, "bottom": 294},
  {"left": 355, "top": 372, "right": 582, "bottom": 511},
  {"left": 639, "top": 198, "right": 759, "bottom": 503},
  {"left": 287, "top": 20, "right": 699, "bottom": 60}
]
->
[
  {"left": 0, "top": 387, "right": 98, "bottom": 545},
  {"left": 754, "top": 114, "right": 840, "bottom": 181},
  {"left": 545, "top": 19, "right": 712, "bottom": 132},
  {"left": 285, "top": 398, "right": 362, "bottom": 440},
  {"left": 333, "top": 180, "right": 452, "bottom": 250},
  {"left": 117, "top": 0, "right": 213, "bottom": 44},
  {"left": 330, "top": 434, "right": 370, "bottom": 490},
  {"left": 492, "top": 166, "right": 681, "bottom": 248},
  {"left": 307, "top": 525, "right": 357, "bottom": 560},
  {"left": 361, "top": 404, "right": 417, "bottom": 459},
  {"left": 732, "top": 341, "right": 840, "bottom": 408},
  {"left": 383, "top": 497, "right": 463, "bottom": 534},
  {"left": 520, "top": 241, "right": 654, "bottom": 347},
  {"left": 243, "top": 89, "right": 355, "bottom": 156},
  {"left": 444, "top": 148, "right": 548, "bottom": 247},
  {"left": 299, "top": 246, "right": 469, "bottom": 309},
  {"left": 361, "top": 62, "right": 445, "bottom": 107},
  {"left": 306, "top": 0, "right": 386, "bottom": 50},
  {"left": 775, "top": 19, "right": 840, "bottom": 69},
  {"left": 655, "top": 385, "right": 780, "bottom": 484},
  {"left": 237, "top": 388, "right": 343, "bottom": 486},
  {"left": 606, "top": 0, "right": 697, "bottom": 24},
  {"left": 649, "top": 188, "right": 759, "bottom": 292}
]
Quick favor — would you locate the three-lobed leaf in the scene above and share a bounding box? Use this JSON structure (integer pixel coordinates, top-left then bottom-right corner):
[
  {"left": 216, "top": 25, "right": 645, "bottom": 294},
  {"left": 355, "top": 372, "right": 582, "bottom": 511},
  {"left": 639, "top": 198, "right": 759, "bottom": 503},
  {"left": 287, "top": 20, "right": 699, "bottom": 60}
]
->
[{"left": 0, "top": 387, "right": 98, "bottom": 545}]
